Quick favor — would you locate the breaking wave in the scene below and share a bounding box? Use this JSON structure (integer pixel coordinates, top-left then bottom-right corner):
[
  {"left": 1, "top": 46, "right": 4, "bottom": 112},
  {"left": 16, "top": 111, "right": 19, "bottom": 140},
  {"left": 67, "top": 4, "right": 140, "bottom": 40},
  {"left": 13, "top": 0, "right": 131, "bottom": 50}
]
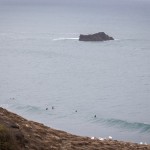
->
[
  {"left": 52, "top": 37, "right": 79, "bottom": 41},
  {"left": 92, "top": 118, "right": 150, "bottom": 133}
]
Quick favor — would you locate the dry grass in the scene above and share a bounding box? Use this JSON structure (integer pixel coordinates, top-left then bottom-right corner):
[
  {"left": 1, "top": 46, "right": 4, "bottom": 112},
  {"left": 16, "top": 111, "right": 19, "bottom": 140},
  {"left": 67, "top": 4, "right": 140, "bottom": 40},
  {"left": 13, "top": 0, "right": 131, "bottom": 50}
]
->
[
  {"left": 0, "top": 124, "right": 19, "bottom": 150},
  {"left": 1, "top": 107, "right": 150, "bottom": 150}
]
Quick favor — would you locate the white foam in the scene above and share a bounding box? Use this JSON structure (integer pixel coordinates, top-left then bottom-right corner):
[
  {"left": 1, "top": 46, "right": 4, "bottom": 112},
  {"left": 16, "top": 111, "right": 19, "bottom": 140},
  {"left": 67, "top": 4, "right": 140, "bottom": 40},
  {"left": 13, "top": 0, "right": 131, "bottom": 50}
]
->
[{"left": 52, "top": 37, "right": 79, "bottom": 41}]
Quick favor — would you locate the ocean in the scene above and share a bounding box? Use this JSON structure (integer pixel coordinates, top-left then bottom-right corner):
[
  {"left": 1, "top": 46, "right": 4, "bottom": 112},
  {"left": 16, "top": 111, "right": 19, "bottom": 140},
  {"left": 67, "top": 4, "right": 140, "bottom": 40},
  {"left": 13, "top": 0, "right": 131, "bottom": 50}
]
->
[{"left": 0, "top": 0, "right": 150, "bottom": 143}]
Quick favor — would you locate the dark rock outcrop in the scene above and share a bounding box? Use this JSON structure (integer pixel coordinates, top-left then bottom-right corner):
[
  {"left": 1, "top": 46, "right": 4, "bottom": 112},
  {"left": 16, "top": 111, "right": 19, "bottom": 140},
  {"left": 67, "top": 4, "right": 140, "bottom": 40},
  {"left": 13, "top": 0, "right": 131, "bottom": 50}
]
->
[{"left": 79, "top": 32, "right": 114, "bottom": 41}]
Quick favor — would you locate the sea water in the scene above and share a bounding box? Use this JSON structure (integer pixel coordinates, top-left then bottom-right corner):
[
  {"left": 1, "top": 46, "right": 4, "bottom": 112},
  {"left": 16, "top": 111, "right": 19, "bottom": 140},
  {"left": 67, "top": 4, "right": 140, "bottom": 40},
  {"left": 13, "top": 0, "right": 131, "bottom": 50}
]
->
[{"left": 0, "top": 0, "right": 150, "bottom": 143}]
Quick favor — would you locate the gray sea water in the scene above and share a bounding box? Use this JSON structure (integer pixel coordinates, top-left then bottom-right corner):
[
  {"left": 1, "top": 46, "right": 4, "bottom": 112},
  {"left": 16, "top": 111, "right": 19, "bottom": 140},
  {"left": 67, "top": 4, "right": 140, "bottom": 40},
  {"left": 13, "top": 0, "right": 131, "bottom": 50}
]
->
[{"left": 0, "top": 0, "right": 150, "bottom": 143}]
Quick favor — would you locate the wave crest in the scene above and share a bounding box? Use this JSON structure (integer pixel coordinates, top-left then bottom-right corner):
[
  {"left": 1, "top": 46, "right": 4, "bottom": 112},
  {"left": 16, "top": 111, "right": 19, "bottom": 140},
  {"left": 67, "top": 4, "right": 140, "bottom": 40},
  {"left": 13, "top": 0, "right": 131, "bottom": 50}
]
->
[
  {"left": 99, "top": 118, "right": 150, "bottom": 133},
  {"left": 52, "top": 37, "right": 79, "bottom": 41}
]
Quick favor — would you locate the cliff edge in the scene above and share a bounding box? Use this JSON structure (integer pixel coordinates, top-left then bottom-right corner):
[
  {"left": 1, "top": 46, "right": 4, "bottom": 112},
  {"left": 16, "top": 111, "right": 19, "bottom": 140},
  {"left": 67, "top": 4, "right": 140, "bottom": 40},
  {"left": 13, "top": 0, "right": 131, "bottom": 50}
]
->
[{"left": 0, "top": 107, "right": 149, "bottom": 150}]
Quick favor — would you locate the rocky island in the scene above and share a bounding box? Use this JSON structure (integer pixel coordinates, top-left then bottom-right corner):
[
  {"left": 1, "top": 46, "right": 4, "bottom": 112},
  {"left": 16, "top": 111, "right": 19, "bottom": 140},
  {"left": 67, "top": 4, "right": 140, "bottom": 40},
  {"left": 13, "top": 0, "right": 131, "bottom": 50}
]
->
[
  {"left": 79, "top": 32, "right": 114, "bottom": 41},
  {"left": 0, "top": 107, "right": 150, "bottom": 150}
]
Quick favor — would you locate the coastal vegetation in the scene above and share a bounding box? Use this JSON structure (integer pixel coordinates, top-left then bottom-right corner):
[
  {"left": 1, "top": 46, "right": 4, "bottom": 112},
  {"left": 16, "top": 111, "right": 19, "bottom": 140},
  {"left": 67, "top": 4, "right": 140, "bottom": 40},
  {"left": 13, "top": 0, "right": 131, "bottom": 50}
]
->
[
  {"left": 0, "top": 107, "right": 150, "bottom": 150},
  {"left": 0, "top": 124, "right": 19, "bottom": 150}
]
